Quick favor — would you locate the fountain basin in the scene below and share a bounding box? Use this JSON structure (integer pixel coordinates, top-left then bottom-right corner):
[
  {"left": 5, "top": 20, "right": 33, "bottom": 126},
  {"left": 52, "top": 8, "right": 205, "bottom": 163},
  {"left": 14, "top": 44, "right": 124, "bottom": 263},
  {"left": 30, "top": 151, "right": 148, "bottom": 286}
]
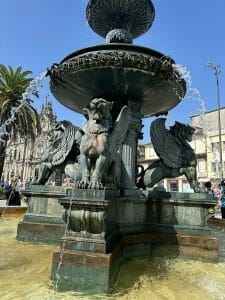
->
[
  {"left": 49, "top": 44, "right": 186, "bottom": 117},
  {"left": 0, "top": 206, "right": 27, "bottom": 218},
  {"left": 2, "top": 216, "right": 225, "bottom": 299}
]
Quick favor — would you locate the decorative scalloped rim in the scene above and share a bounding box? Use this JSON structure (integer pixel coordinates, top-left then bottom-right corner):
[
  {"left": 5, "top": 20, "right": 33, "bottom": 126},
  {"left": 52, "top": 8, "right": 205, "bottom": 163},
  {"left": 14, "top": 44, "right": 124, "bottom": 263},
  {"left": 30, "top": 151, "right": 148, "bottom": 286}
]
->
[{"left": 50, "top": 50, "right": 186, "bottom": 93}]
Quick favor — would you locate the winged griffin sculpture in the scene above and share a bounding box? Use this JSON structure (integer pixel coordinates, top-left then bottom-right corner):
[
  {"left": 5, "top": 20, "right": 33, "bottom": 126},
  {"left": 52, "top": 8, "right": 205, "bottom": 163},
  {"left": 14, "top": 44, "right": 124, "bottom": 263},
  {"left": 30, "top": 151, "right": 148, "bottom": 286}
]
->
[
  {"left": 139, "top": 118, "right": 202, "bottom": 192},
  {"left": 34, "top": 120, "right": 82, "bottom": 185},
  {"left": 79, "top": 98, "right": 129, "bottom": 189},
  {"left": 35, "top": 98, "right": 129, "bottom": 189}
]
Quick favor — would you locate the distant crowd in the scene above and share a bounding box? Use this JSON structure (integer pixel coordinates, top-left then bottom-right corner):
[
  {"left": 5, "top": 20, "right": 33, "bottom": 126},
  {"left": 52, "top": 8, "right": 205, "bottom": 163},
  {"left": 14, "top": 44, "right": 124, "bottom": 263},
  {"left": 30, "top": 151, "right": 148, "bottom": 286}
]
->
[
  {"left": 204, "top": 179, "right": 225, "bottom": 219},
  {"left": 0, "top": 176, "right": 73, "bottom": 206}
]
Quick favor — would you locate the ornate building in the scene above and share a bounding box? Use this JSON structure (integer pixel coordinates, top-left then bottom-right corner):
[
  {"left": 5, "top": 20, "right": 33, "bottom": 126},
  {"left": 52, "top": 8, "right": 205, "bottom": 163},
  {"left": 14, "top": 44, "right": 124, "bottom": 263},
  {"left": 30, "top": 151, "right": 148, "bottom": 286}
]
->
[{"left": 2, "top": 98, "right": 57, "bottom": 182}]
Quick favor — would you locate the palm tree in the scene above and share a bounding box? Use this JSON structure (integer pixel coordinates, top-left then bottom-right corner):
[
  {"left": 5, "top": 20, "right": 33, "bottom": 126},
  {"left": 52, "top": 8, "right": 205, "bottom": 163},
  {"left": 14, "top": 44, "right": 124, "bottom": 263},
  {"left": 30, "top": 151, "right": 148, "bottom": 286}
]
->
[{"left": 0, "top": 64, "right": 41, "bottom": 180}]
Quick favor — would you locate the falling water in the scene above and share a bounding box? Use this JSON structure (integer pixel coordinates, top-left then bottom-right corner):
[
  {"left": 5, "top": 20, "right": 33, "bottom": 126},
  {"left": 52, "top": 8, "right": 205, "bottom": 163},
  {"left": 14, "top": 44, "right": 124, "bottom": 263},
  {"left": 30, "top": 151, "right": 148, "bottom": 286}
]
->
[
  {"left": 54, "top": 190, "right": 74, "bottom": 291},
  {"left": 172, "top": 64, "right": 224, "bottom": 179},
  {"left": 0, "top": 72, "right": 46, "bottom": 218},
  {"left": 0, "top": 71, "right": 47, "bottom": 142},
  {"left": 0, "top": 205, "right": 7, "bottom": 221},
  {"left": 172, "top": 64, "right": 207, "bottom": 132}
]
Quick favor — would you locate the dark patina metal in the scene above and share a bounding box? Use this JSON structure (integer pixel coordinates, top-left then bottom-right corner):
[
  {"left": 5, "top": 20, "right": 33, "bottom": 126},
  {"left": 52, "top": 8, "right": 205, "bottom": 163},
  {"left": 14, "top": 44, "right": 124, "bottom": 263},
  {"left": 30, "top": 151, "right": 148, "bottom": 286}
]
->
[
  {"left": 48, "top": 0, "right": 186, "bottom": 121},
  {"left": 86, "top": 0, "right": 155, "bottom": 39},
  {"left": 49, "top": 44, "right": 186, "bottom": 118}
]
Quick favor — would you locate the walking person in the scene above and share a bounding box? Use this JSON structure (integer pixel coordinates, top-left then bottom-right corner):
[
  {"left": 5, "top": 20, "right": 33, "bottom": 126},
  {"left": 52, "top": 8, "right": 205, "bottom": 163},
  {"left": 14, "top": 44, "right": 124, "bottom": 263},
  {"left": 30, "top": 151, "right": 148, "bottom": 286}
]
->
[
  {"left": 204, "top": 181, "right": 215, "bottom": 197},
  {"left": 4, "top": 177, "right": 21, "bottom": 206},
  {"left": 220, "top": 179, "right": 225, "bottom": 219}
]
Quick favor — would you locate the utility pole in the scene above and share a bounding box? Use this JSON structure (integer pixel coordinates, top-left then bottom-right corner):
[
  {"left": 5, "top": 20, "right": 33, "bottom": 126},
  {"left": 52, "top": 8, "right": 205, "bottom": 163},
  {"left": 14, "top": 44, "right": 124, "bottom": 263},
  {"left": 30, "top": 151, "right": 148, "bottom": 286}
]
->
[{"left": 205, "top": 63, "right": 223, "bottom": 179}]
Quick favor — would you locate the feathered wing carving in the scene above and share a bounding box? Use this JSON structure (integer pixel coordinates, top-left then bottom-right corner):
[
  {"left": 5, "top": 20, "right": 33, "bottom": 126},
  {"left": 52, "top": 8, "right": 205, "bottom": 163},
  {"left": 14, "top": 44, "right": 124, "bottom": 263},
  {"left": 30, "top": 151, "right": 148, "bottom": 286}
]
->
[
  {"left": 110, "top": 106, "right": 130, "bottom": 160},
  {"left": 150, "top": 118, "right": 183, "bottom": 168},
  {"left": 46, "top": 121, "right": 79, "bottom": 166}
]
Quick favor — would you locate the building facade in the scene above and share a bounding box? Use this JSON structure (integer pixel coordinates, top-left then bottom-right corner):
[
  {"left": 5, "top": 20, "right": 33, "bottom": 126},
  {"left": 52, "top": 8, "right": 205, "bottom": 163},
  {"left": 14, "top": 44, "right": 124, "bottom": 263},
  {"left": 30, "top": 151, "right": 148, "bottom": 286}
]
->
[
  {"left": 191, "top": 107, "right": 225, "bottom": 183},
  {"left": 2, "top": 100, "right": 57, "bottom": 183}
]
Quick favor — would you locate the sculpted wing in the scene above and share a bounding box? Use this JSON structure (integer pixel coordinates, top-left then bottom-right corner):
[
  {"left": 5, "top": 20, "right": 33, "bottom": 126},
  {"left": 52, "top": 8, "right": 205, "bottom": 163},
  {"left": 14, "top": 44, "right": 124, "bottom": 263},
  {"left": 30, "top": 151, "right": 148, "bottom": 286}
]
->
[
  {"left": 150, "top": 118, "right": 183, "bottom": 168},
  {"left": 110, "top": 106, "right": 129, "bottom": 159},
  {"left": 50, "top": 121, "right": 80, "bottom": 166}
]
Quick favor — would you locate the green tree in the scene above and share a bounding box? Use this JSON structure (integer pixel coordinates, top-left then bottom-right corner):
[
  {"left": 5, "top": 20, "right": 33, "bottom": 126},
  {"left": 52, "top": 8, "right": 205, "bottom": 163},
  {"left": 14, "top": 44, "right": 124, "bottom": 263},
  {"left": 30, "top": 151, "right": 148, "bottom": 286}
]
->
[{"left": 0, "top": 64, "right": 41, "bottom": 180}]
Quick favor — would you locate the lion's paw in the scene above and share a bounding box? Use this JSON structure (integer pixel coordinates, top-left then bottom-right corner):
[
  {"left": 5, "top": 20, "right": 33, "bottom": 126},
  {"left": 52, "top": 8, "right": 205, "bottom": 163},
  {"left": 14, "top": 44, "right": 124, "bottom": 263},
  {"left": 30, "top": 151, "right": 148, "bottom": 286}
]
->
[{"left": 89, "top": 181, "right": 104, "bottom": 190}]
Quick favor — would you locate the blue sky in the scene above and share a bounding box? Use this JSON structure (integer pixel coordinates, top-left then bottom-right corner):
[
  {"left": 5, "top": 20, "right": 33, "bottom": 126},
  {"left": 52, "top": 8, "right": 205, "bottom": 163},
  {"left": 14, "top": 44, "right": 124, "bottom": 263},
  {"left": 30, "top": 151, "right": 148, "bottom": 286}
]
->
[{"left": 1, "top": 0, "right": 225, "bottom": 143}]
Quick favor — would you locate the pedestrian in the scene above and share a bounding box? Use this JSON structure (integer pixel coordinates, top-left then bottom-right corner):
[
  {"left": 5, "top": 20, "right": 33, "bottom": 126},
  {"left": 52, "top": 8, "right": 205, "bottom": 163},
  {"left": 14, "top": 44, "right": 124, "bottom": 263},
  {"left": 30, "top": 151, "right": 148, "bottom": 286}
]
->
[
  {"left": 5, "top": 177, "right": 21, "bottom": 206},
  {"left": 204, "top": 181, "right": 215, "bottom": 197},
  {"left": 220, "top": 179, "right": 225, "bottom": 219}
]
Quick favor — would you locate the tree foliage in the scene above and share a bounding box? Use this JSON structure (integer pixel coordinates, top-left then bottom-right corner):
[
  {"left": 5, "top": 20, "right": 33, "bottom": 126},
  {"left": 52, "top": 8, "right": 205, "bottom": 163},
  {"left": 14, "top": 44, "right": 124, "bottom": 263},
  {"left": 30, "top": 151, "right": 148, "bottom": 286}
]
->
[{"left": 0, "top": 64, "right": 41, "bottom": 179}]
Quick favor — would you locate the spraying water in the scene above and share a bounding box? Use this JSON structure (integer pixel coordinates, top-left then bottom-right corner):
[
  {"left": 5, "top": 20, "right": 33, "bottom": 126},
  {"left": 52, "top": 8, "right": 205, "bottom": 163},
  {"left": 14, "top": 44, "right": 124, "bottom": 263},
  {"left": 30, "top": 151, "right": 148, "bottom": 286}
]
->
[
  {"left": 172, "top": 64, "right": 207, "bottom": 131},
  {"left": 54, "top": 192, "right": 74, "bottom": 291},
  {"left": 172, "top": 65, "right": 224, "bottom": 178},
  {"left": 0, "top": 71, "right": 47, "bottom": 143}
]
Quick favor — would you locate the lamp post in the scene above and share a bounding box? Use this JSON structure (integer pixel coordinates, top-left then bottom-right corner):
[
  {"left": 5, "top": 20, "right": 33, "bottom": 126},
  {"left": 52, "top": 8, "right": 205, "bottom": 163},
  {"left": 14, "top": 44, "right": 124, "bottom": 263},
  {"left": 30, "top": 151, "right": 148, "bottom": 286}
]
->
[{"left": 205, "top": 62, "right": 223, "bottom": 179}]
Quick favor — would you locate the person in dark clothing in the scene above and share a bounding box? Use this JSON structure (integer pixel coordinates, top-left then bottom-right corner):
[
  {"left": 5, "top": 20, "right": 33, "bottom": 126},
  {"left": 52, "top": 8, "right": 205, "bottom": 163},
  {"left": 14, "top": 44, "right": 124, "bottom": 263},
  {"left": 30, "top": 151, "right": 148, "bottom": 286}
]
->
[
  {"left": 204, "top": 181, "right": 215, "bottom": 197},
  {"left": 4, "top": 178, "right": 21, "bottom": 206},
  {"left": 220, "top": 179, "right": 225, "bottom": 219}
]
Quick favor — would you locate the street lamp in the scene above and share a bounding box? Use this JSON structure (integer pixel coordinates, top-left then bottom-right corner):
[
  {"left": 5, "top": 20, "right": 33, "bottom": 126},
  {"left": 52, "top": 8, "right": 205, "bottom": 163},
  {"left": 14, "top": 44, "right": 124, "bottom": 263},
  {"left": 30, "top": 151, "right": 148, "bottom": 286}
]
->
[{"left": 205, "top": 62, "right": 223, "bottom": 179}]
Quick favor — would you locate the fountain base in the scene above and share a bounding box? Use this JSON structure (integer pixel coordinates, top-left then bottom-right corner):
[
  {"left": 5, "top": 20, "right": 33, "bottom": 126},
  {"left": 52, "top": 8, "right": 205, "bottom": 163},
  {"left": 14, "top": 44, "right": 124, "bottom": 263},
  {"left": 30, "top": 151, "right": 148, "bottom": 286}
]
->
[
  {"left": 50, "top": 188, "right": 218, "bottom": 292},
  {"left": 13, "top": 186, "right": 219, "bottom": 292},
  {"left": 51, "top": 230, "right": 218, "bottom": 293}
]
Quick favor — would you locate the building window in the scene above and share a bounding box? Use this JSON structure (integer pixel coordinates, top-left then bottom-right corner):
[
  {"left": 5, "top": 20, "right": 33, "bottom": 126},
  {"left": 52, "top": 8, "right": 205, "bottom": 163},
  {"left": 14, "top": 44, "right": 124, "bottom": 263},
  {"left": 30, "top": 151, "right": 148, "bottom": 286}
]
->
[
  {"left": 211, "top": 162, "right": 216, "bottom": 173},
  {"left": 197, "top": 159, "right": 207, "bottom": 177},
  {"left": 34, "top": 168, "right": 39, "bottom": 180},
  {"left": 211, "top": 142, "right": 219, "bottom": 153},
  {"left": 211, "top": 162, "right": 222, "bottom": 178},
  {"left": 168, "top": 179, "right": 178, "bottom": 191}
]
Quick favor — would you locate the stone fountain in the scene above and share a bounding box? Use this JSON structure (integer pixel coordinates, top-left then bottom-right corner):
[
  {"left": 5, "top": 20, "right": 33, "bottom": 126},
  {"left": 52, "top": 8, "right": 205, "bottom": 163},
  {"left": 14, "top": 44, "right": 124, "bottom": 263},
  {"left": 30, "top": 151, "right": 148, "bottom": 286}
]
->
[{"left": 17, "top": 0, "right": 218, "bottom": 293}]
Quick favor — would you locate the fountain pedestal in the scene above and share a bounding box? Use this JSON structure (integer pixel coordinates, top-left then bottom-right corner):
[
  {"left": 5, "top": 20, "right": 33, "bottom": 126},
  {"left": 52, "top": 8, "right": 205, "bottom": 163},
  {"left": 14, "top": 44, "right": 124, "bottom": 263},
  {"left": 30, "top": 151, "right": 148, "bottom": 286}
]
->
[
  {"left": 16, "top": 185, "right": 66, "bottom": 244},
  {"left": 50, "top": 189, "right": 218, "bottom": 292},
  {"left": 51, "top": 189, "right": 121, "bottom": 292}
]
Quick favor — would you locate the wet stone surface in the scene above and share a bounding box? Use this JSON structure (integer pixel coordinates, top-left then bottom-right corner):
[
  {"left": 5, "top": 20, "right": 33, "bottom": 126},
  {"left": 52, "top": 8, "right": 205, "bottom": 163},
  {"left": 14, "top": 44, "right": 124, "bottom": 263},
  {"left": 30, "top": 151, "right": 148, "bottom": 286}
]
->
[{"left": 207, "top": 218, "right": 225, "bottom": 261}]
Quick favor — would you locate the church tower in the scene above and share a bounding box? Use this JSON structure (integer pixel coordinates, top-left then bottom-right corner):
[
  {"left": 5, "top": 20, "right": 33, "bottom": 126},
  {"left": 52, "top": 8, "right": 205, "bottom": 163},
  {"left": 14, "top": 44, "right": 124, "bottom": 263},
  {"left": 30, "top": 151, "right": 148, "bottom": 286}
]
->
[{"left": 2, "top": 96, "right": 57, "bottom": 182}]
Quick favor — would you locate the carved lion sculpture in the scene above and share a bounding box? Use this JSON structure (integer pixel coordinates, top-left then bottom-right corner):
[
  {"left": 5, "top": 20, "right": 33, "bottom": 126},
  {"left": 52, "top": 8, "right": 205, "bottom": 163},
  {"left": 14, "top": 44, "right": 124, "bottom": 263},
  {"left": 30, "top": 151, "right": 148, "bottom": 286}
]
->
[
  {"left": 34, "top": 120, "right": 82, "bottom": 185},
  {"left": 139, "top": 118, "right": 202, "bottom": 192},
  {"left": 79, "top": 98, "right": 129, "bottom": 189}
]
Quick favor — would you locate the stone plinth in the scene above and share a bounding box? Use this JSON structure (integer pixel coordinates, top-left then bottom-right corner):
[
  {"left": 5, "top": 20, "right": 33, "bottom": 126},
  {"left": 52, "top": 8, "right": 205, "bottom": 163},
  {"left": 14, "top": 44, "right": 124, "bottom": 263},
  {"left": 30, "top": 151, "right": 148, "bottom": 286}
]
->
[
  {"left": 51, "top": 248, "right": 121, "bottom": 293},
  {"left": 145, "top": 191, "right": 216, "bottom": 235},
  {"left": 16, "top": 185, "right": 68, "bottom": 244},
  {"left": 51, "top": 189, "right": 218, "bottom": 292},
  {"left": 54, "top": 189, "right": 120, "bottom": 253},
  {"left": 51, "top": 189, "right": 121, "bottom": 292}
]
